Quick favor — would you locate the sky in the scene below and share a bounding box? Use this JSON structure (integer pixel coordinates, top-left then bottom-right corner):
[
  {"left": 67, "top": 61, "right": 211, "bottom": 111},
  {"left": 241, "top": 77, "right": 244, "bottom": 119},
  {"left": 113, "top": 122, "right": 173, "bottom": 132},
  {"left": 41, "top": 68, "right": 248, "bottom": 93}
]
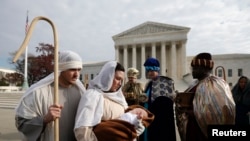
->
[{"left": 1, "top": 0, "right": 250, "bottom": 70}]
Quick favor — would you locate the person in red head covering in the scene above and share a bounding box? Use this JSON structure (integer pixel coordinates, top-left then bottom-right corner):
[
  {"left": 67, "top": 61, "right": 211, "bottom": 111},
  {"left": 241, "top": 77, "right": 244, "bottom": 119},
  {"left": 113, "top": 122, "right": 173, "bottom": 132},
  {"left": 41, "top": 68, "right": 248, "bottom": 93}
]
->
[{"left": 175, "top": 52, "right": 235, "bottom": 141}]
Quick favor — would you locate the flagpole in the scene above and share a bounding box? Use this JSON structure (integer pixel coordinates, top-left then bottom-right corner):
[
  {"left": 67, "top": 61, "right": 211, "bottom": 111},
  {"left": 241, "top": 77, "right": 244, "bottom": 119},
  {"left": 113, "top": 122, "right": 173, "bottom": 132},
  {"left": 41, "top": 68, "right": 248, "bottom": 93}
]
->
[{"left": 22, "top": 10, "right": 29, "bottom": 91}]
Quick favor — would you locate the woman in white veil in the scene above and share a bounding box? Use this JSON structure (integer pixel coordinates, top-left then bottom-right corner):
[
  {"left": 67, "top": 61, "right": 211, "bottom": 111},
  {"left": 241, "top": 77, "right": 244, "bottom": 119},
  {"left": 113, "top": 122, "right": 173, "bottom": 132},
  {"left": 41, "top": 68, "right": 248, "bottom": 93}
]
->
[{"left": 74, "top": 61, "right": 154, "bottom": 141}]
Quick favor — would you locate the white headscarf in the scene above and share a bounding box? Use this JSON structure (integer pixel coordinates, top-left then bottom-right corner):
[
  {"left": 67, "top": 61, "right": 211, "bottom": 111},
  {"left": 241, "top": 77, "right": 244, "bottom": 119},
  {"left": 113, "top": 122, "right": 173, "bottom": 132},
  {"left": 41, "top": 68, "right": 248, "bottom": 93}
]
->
[
  {"left": 16, "top": 50, "right": 85, "bottom": 114},
  {"left": 75, "top": 61, "right": 128, "bottom": 128},
  {"left": 58, "top": 50, "right": 83, "bottom": 71}
]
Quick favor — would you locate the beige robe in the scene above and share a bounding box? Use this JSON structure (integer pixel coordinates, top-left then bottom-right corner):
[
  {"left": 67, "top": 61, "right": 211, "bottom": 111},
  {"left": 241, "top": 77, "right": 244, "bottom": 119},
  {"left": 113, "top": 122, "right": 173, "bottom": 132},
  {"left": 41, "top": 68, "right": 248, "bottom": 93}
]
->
[
  {"left": 16, "top": 84, "right": 84, "bottom": 141},
  {"left": 75, "top": 97, "right": 125, "bottom": 141}
]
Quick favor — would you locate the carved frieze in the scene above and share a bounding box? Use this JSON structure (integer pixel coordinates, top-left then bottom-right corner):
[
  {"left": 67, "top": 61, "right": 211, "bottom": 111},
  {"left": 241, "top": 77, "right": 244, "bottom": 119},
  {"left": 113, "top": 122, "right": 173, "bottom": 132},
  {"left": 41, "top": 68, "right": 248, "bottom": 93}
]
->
[{"left": 113, "top": 21, "right": 190, "bottom": 38}]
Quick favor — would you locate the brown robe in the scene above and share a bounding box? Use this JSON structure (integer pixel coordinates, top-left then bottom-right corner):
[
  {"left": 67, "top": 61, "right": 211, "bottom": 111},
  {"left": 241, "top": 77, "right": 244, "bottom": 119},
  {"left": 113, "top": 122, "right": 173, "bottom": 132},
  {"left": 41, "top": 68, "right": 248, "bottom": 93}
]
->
[{"left": 93, "top": 105, "right": 154, "bottom": 141}]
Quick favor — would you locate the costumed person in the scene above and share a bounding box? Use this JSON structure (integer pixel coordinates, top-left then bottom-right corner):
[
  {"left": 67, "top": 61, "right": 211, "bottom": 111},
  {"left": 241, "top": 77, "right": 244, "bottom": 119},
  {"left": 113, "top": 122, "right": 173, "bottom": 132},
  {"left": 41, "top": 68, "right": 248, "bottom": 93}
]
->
[
  {"left": 15, "top": 50, "right": 86, "bottom": 141},
  {"left": 74, "top": 61, "right": 154, "bottom": 141},
  {"left": 140, "top": 57, "right": 176, "bottom": 141},
  {"left": 122, "top": 68, "right": 147, "bottom": 106},
  {"left": 175, "top": 52, "right": 235, "bottom": 141},
  {"left": 232, "top": 76, "right": 250, "bottom": 125}
]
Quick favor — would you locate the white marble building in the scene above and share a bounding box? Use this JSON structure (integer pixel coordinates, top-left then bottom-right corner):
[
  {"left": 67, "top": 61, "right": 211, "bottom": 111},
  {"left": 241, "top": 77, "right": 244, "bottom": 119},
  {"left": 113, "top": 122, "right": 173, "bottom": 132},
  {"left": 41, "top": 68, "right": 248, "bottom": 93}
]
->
[
  {"left": 190, "top": 54, "right": 250, "bottom": 89},
  {"left": 81, "top": 21, "right": 250, "bottom": 91},
  {"left": 112, "top": 21, "right": 190, "bottom": 81}
]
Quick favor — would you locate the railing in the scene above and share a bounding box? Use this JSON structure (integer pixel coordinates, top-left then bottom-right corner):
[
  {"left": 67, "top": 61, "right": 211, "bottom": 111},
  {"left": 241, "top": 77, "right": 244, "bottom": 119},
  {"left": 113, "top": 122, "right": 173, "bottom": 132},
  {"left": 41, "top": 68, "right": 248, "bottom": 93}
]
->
[{"left": 0, "top": 86, "right": 22, "bottom": 92}]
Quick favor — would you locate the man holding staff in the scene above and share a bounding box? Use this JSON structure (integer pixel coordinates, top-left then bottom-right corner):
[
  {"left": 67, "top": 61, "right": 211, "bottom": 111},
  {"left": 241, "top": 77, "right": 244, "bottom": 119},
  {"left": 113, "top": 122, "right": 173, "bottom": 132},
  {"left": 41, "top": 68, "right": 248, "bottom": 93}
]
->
[{"left": 15, "top": 50, "right": 86, "bottom": 141}]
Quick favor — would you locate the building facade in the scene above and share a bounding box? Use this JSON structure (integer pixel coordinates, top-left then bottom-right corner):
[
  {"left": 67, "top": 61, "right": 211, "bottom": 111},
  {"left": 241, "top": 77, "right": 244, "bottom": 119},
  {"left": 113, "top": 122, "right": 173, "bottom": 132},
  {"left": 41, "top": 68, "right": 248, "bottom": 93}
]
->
[
  {"left": 112, "top": 21, "right": 190, "bottom": 81},
  {"left": 81, "top": 21, "right": 250, "bottom": 91},
  {"left": 187, "top": 54, "right": 250, "bottom": 89},
  {"left": 81, "top": 61, "right": 109, "bottom": 87}
]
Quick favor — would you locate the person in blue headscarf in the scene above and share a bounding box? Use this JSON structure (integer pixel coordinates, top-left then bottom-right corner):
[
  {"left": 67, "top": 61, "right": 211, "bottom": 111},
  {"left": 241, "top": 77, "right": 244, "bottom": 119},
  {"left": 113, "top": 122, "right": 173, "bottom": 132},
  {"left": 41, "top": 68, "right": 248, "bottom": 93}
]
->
[{"left": 139, "top": 57, "right": 176, "bottom": 141}]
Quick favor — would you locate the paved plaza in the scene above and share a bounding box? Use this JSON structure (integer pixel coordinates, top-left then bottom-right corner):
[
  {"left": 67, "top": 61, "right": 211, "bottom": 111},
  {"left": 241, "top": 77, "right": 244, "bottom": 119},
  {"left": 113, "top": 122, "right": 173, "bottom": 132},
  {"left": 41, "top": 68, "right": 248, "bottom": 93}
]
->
[
  {"left": 0, "top": 107, "right": 181, "bottom": 141},
  {"left": 0, "top": 108, "right": 22, "bottom": 141}
]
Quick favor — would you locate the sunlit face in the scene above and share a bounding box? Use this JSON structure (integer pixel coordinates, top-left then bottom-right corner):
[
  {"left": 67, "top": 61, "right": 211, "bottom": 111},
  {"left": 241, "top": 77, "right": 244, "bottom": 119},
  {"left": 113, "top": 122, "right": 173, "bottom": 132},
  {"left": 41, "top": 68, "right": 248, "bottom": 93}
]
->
[
  {"left": 59, "top": 68, "right": 81, "bottom": 87},
  {"left": 109, "top": 70, "right": 124, "bottom": 92}
]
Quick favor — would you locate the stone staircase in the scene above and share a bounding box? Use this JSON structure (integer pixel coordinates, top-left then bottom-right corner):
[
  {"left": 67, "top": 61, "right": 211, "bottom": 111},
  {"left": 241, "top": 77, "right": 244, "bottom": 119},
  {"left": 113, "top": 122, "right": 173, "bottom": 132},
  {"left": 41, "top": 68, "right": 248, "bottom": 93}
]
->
[{"left": 0, "top": 92, "right": 23, "bottom": 109}]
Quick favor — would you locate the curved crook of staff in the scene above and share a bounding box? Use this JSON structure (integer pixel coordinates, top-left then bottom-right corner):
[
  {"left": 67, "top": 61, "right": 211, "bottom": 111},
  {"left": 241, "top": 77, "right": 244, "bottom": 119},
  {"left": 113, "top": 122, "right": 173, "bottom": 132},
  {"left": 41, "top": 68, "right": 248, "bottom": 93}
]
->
[
  {"left": 12, "top": 16, "right": 59, "bottom": 141},
  {"left": 215, "top": 66, "right": 226, "bottom": 81}
]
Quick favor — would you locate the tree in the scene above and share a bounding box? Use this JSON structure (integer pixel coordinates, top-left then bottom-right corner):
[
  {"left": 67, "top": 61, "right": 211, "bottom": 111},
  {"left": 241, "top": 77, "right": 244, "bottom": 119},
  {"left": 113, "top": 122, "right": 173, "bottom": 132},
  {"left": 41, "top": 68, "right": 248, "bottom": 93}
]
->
[
  {"left": 5, "top": 72, "right": 23, "bottom": 86},
  {"left": 28, "top": 43, "right": 54, "bottom": 84},
  {"left": 10, "top": 43, "right": 55, "bottom": 86}
]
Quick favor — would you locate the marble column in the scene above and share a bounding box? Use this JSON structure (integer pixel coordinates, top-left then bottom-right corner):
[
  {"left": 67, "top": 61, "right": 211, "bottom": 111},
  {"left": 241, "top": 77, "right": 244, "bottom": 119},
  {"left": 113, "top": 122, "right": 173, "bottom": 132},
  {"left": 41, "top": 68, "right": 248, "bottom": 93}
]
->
[
  {"left": 123, "top": 45, "right": 128, "bottom": 70},
  {"left": 132, "top": 44, "right": 136, "bottom": 68},
  {"left": 171, "top": 41, "right": 177, "bottom": 79},
  {"left": 141, "top": 44, "right": 146, "bottom": 79},
  {"left": 152, "top": 42, "right": 156, "bottom": 57},
  {"left": 161, "top": 42, "right": 166, "bottom": 76},
  {"left": 181, "top": 40, "right": 187, "bottom": 76}
]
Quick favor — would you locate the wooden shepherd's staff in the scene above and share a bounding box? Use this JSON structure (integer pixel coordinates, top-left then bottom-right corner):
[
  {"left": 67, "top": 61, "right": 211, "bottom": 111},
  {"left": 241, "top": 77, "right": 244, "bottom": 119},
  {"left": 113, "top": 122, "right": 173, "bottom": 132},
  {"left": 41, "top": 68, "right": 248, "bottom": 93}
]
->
[{"left": 12, "top": 16, "right": 59, "bottom": 141}]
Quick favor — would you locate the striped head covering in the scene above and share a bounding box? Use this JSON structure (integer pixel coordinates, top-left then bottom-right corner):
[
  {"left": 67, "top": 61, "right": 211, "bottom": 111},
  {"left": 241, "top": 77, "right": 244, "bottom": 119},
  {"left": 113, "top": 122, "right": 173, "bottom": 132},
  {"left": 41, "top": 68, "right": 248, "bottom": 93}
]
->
[
  {"left": 191, "top": 52, "right": 214, "bottom": 70},
  {"left": 144, "top": 57, "right": 160, "bottom": 72}
]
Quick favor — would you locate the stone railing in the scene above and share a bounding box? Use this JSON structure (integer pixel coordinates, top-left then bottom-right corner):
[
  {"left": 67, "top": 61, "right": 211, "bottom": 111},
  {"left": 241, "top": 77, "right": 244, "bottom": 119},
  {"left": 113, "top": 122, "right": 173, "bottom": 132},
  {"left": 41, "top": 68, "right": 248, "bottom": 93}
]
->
[{"left": 0, "top": 86, "right": 22, "bottom": 92}]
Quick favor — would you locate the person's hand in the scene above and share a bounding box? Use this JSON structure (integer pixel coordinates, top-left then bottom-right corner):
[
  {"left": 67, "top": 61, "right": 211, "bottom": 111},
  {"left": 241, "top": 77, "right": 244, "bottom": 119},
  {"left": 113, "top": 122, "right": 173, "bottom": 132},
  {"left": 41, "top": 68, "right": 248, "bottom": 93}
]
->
[
  {"left": 135, "top": 120, "right": 145, "bottom": 136},
  {"left": 43, "top": 104, "right": 63, "bottom": 124},
  {"left": 138, "top": 93, "right": 148, "bottom": 103}
]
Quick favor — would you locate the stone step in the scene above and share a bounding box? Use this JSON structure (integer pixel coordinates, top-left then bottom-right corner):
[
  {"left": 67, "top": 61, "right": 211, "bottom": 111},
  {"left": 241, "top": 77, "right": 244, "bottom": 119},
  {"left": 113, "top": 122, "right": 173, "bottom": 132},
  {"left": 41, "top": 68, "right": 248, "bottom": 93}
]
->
[
  {"left": 0, "top": 103, "right": 19, "bottom": 109},
  {"left": 0, "top": 93, "right": 23, "bottom": 109},
  {"left": 0, "top": 105, "right": 17, "bottom": 109}
]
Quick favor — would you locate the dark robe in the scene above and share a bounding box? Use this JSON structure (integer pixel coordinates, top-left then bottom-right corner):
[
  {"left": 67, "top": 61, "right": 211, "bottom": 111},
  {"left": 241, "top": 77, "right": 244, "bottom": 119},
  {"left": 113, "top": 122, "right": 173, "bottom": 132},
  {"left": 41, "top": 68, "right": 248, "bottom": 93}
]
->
[
  {"left": 232, "top": 77, "right": 250, "bottom": 125},
  {"left": 175, "top": 80, "right": 209, "bottom": 141},
  {"left": 140, "top": 76, "right": 176, "bottom": 141}
]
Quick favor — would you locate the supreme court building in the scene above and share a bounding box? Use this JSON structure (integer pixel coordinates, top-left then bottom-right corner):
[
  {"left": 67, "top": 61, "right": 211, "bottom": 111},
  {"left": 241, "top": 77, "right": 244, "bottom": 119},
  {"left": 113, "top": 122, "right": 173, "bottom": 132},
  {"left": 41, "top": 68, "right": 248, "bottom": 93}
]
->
[
  {"left": 112, "top": 21, "right": 190, "bottom": 81},
  {"left": 82, "top": 21, "right": 250, "bottom": 91},
  {"left": 82, "top": 21, "right": 191, "bottom": 90}
]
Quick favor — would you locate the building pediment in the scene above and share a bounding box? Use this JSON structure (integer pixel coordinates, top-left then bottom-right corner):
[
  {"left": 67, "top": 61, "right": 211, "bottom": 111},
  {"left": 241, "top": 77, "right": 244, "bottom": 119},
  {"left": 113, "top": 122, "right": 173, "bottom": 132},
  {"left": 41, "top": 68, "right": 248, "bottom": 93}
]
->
[{"left": 113, "top": 21, "right": 190, "bottom": 39}]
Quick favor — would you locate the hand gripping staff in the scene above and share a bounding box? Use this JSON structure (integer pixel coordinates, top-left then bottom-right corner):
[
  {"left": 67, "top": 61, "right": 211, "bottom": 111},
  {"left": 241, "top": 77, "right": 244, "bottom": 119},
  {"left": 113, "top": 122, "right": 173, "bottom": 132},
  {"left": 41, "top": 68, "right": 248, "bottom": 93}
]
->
[{"left": 12, "top": 16, "right": 60, "bottom": 141}]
